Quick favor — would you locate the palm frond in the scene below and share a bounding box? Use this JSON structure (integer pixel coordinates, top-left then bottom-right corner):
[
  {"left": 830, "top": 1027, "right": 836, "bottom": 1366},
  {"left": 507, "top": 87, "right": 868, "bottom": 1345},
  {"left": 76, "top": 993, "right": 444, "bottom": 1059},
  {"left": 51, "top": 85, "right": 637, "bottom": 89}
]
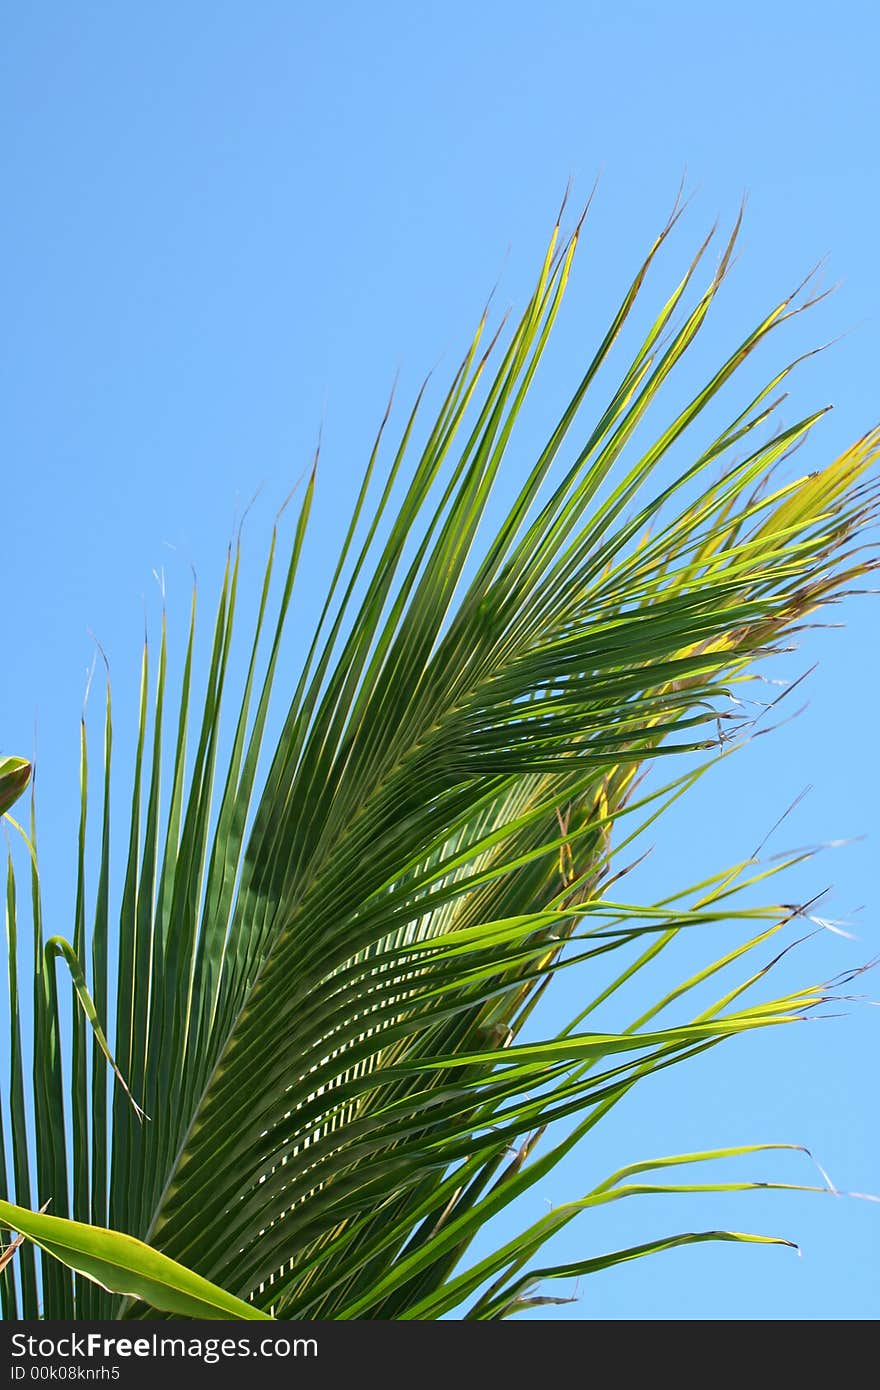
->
[{"left": 2, "top": 202, "right": 877, "bottom": 1319}]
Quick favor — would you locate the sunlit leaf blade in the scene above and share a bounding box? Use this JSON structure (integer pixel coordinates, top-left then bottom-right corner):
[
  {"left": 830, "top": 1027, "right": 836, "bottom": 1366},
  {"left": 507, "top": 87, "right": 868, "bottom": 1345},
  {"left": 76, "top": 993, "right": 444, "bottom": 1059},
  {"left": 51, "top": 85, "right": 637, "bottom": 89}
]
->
[
  {"left": 0, "top": 758, "right": 30, "bottom": 818},
  {"left": 0, "top": 1200, "right": 271, "bottom": 1320}
]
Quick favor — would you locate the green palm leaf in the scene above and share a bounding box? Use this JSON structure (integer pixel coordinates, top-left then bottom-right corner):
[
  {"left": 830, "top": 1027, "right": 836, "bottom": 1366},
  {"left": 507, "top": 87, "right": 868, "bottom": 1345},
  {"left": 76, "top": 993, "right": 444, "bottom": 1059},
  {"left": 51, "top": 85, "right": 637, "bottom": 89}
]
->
[
  {"left": 0, "top": 759, "right": 30, "bottom": 818},
  {"left": 2, "top": 201, "right": 877, "bottom": 1319},
  {"left": 0, "top": 1199, "right": 269, "bottom": 1320}
]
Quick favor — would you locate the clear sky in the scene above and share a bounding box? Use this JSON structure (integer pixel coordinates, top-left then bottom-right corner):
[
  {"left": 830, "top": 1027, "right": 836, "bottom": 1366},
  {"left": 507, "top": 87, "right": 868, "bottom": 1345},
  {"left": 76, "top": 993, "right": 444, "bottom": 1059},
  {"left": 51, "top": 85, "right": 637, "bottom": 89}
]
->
[{"left": 2, "top": 2, "right": 877, "bottom": 1320}]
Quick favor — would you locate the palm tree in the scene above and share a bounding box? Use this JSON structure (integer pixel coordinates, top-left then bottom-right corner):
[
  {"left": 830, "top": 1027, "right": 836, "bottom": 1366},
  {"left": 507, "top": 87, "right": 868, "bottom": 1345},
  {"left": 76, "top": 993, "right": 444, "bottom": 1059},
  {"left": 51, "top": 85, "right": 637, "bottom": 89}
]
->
[{"left": 1, "top": 199, "right": 877, "bottom": 1321}]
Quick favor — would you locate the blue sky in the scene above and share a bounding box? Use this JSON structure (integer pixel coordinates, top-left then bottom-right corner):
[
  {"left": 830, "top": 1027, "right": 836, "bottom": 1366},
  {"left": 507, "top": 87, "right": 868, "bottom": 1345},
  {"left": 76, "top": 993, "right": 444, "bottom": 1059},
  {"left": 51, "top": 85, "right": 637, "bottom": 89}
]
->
[{"left": 2, "top": 3, "right": 877, "bottom": 1319}]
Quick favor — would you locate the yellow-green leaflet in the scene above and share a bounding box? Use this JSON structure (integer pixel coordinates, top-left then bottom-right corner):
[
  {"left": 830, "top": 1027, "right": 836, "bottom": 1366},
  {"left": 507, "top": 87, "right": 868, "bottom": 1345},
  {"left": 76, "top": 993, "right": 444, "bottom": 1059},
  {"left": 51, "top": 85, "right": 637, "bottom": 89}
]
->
[
  {"left": 0, "top": 1199, "right": 271, "bottom": 1319},
  {"left": 0, "top": 757, "right": 30, "bottom": 817}
]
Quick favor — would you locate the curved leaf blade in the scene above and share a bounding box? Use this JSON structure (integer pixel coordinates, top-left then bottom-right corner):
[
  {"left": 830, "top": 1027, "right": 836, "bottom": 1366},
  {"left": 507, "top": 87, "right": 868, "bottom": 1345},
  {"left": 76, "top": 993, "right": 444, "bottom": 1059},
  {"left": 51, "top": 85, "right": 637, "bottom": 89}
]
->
[
  {"left": 0, "top": 758, "right": 30, "bottom": 817},
  {"left": 0, "top": 1199, "right": 271, "bottom": 1320}
]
